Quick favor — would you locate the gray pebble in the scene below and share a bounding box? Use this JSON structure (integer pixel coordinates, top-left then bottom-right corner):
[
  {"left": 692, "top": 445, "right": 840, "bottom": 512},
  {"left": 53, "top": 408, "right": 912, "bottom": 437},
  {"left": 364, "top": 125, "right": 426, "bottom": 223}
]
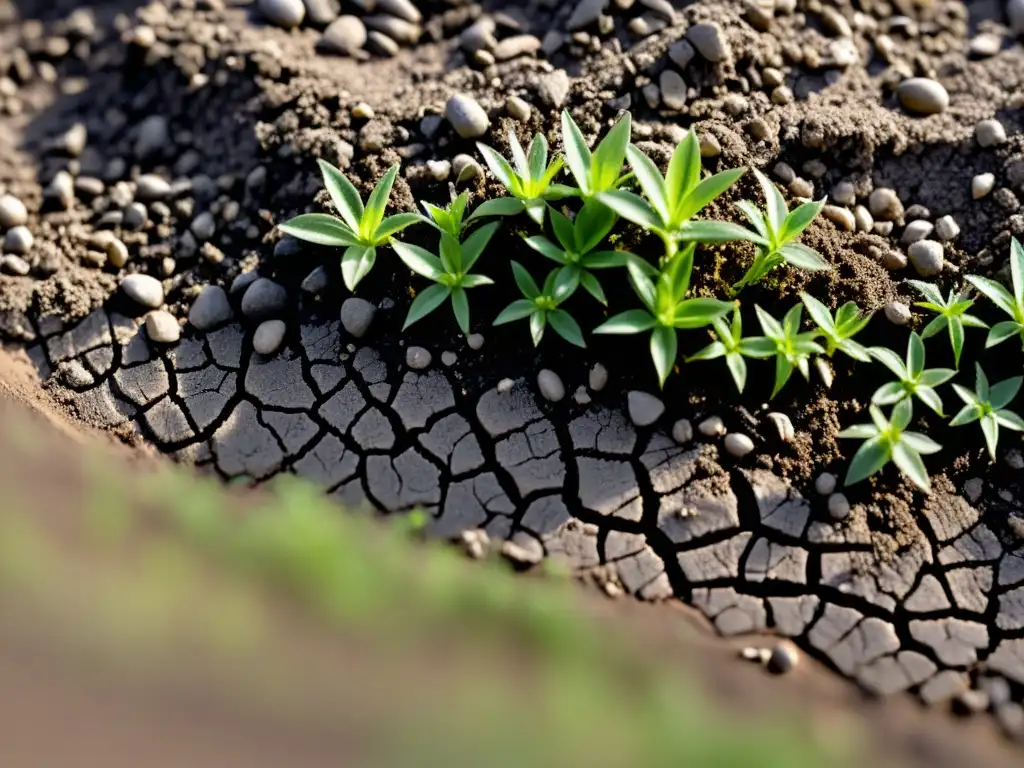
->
[
  {"left": 442, "top": 350, "right": 457, "bottom": 367},
  {"left": 377, "top": 0, "right": 421, "bottom": 24},
  {"left": 461, "top": 17, "right": 497, "bottom": 51},
  {"left": 963, "top": 477, "right": 983, "bottom": 503},
  {"left": 980, "top": 676, "right": 1012, "bottom": 707},
  {"left": 230, "top": 270, "right": 259, "bottom": 295},
  {"left": 724, "top": 432, "right": 754, "bottom": 457},
  {"left": 122, "top": 202, "right": 148, "bottom": 231},
  {"left": 259, "top": 0, "right": 305, "bottom": 28},
  {"left": 672, "top": 418, "right": 693, "bottom": 444},
  {"left": 253, "top": 319, "right": 287, "bottom": 356},
  {"left": 883, "top": 301, "right": 911, "bottom": 326},
  {"left": 589, "top": 362, "right": 608, "bottom": 391},
  {"left": 135, "top": 174, "right": 172, "bottom": 201},
  {"left": 303, "top": 0, "right": 339, "bottom": 25},
  {"left": 467, "top": 333, "right": 484, "bottom": 350},
  {"left": 975, "top": 118, "right": 1007, "bottom": 148},
  {"left": 537, "top": 70, "right": 571, "bottom": 108},
  {"left": 868, "top": 187, "right": 904, "bottom": 222},
  {"left": 145, "top": 310, "right": 180, "bottom": 344},
  {"left": 767, "top": 641, "right": 800, "bottom": 674},
  {"left": 420, "top": 115, "right": 443, "bottom": 138},
  {"left": 3, "top": 225, "right": 33, "bottom": 254},
  {"left": 241, "top": 278, "right": 288, "bottom": 321},
  {"left": 301, "top": 265, "right": 329, "bottom": 294},
  {"left": 687, "top": 22, "right": 729, "bottom": 62},
  {"left": 827, "top": 492, "right": 851, "bottom": 521},
  {"left": 367, "top": 30, "right": 399, "bottom": 56},
  {"left": 900, "top": 219, "right": 933, "bottom": 245},
  {"left": 830, "top": 181, "right": 856, "bottom": 206},
  {"left": 190, "top": 211, "right": 216, "bottom": 241},
  {"left": 659, "top": 69, "right": 687, "bottom": 110},
  {"left": 121, "top": 274, "right": 165, "bottom": 309},
  {"left": 897, "top": 78, "right": 949, "bottom": 115},
  {"left": 134, "top": 115, "right": 168, "bottom": 160},
  {"left": 368, "top": 15, "right": 419, "bottom": 45},
  {"left": 341, "top": 297, "right": 376, "bottom": 338},
  {"left": 934, "top": 215, "right": 959, "bottom": 242},
  {"left": 0, "top": 194, "right": 28, "bottom": 228},
  {"left": 445, "top": 94, "right": 490, "bottom": 139},
  {"left": 537, "top": 369, "right": 565, "bottom": 402},
  {"left": 698, "top": 415, "right": 726, "bottom": 437},
  {"left": 573, "top": 386, "right": 592, "bottom": 406},
  {"left": 567, "top": 0, "right": 606, "bottom": 31},
  {"left": 1, "top": 254, "right": 30, "bottom": 275},
  {"left": 74, "top": 176, "right": 105, "bottom": 198},
  {"left": 58, "top": 360, "right": 94, "bottom": 388},
  {"left": 814, "top": 472, "right": 837, "bottom": 495},
  {"left": 189, "top": 284, "right": 232, "bottom": 330},
  {"left": 972, "top": 173, "right": 996, "bottom": 200},
  {"left": 668, "top": 39, "right": 695, "bottom": 69},
  {"left": 406, "top": 346, "right": 432, "bottom": 370},
  {"left": 766, "top": 412, "right": 795, "bottom": 442},
  {"left": 627, "top": 391, "right": 665, "bottom": 427},
  {"left": 908, "top": 240, "right": 944, "bottom": 276}
]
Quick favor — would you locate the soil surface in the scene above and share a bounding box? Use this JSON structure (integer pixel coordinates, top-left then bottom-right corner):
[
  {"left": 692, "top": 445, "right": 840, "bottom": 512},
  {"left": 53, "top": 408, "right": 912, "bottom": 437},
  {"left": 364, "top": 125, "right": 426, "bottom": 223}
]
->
[{"left": 2, "top": 0, "right": 1024, "bottom": 755}]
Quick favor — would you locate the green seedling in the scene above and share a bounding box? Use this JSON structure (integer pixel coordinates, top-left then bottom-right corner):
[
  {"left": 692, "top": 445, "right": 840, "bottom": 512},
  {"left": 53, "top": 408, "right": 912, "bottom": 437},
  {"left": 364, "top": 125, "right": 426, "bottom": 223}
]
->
[
  {"left": 593, "top": 245, "right": 734, "bottom": 387},
  {"left": 598, "top": 131, "right": 749, "bottom": 260},
  {"left": 561, "top": 110, "right": 633, "bottom": 199},
  {"left": 731, "top": 170, "right": 830, "bottom": 293},
  {"left": 420, "top": 190, "right": 471, "bottom": 237},
  {"left": 868, "top": 332, "right": 955, "bottom": 416},
  {"left": 391, "top": 223, "right": 498, "bottom": 335},
  {"left": 965, "top": 237, "right": 1024, "bottom": 350},
  {"left": 799, "top": 292, "right": 872, "bottom": 362},
  {"left": 493, "top": 262, "right": 585, "bottom": 348},
  {"left": 838, "top": 399, "right": 941, "bottom": 493},
  {"left": 753, "top": 304, "right": 826, "bottom": 398},
  {"left": 685, "top": 307, "right": 775, "bottom": 393},
  {"left": 906, "top": 280, "right": 986, "bottom": 368},
  {"left": 473, "top": 131, "right": 577, "bottom": 226},
  {"left": 950, "top": 362, "right": 1024, "bottom": 461},
  {"left": 280, "top": 160, "right": 420, "bottom": 291},
  {"left": 523, "top": 201, "right": 630, "bottom": 305}
]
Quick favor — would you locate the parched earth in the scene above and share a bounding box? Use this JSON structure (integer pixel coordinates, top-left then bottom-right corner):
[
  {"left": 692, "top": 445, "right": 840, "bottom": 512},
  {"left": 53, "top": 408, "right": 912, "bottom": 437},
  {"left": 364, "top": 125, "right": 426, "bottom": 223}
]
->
[{"left": 3, "top": 0, "right": 1024, "bottom": 752}]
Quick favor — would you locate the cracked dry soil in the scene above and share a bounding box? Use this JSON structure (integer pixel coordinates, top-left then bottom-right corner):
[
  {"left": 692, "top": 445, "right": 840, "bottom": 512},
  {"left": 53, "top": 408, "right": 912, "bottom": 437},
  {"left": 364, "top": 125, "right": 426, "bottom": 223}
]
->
[{"left": 3, "top": 0, "right": 1024, "bottom": 755}]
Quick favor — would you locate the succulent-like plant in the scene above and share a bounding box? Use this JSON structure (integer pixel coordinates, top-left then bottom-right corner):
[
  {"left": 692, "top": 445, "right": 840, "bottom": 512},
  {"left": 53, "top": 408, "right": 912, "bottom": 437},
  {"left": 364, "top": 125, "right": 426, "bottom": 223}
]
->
[
  {"left": 965, "top": 237, "right": 1024, "bottom": 350},
  {"left": 598, "top": 131, "right": 749, "bottom": 260},
  {"left": 731, "top": 170, "right": 830, "bottom": 293},
  {"left": 906, "top": 280, "right": 987, "bottom": 368},
  {"left": 391, "top": 223, "right": 499, "bottom": 335},
  {"left": 950, "top": 362, "right": 1024, "bottom": 461},
  {"left": 685, "top": 307, "right": 775, "bottom": 393},
  {"left": 561, "top": 110, "right": 633, "bottom": 200},
  {"left": 420, "top": 190, "right": 471, "bottom": 237},
  {"left": 753, "top": 304, "right": 826, "bottom": 398},
  {"left": 280, "top": 161, "right": 420, "bottom": 291},
  {"left": 593, "top": 245, "right": 734, "bottom": 387},
  {"left": 868, "top": 332, "right": 955, "bottom": 416},
  {"left": 799, "top": 292, "right": 872, "bottom": 362},
  {"left": 473, "top": 132, "right": 577, "bottom": 225},
  {"left": 523, "top": 201, "right": 629, "bottom": 305},
  {"left": 493, "top": 262, "right": 585, "bottom": 348},
  {"left": 838, "top": 399, "right": 941, "bottom": 493}
]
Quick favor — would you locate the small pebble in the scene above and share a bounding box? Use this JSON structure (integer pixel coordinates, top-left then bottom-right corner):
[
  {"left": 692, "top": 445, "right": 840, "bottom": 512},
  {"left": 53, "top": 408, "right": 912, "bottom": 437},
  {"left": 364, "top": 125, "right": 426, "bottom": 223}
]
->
[
  {"left": 573, "top": 386, "right": 592, "bottom": 406},
  {"left": 853, "top": 205, "right": 873, "bottom": 232},
  {"left": 3, "top": 225, "right": 33, "bottom": 254},
  {"left": 659, "top": 70, "right": 687, "bottom": 110},
  {"left": 341, "top": 297, "right": 376, "bottom": 338},
  {"left": 934, "top": 215, "right": 960, "bottom": 242},
  {"left": 831, "top": 181, "right": 856, "bottom": 206},
  {"left": 766, "top": 412, "right": 795, "bottom": 442},
  {"left": 900, "top": 219, "right": 933, "bottom": 245},
  {"left": 378, "top": 0, "right": 421, "bottom": 24},
  {"left": 822, "top": 205, "right": 855, "bottom": 232},
  {"left": 1, "top": 255, "right": 30, "bottom": 275},
  {"left": 868, "top": 187, "right": 904, "bottom": 222},
  {"left": 351, "top": 102, "right": 374, "bottom": 119},
  {"left": 975, "top": 119, "right": 1007, "bottom": 148},
  {"left": 1011, "top": 0, "right": 1024, "bottom": 33},
  {"left": 136, "top": 174, "right": 172, "bottom": 202},
  {"left": 46, "top": 172, "right": 74, "bottom": 209},
  {"left": 884, "top": 301, "right": 911, "bottom": 326},
  {"left": 445, "top": 94, "right": 490, "bottom": 139},
  {"left": 897, "top": 77, "right": 949, "bottom": 115},
  {"left": 972, "top": 173, "right": 996, "bottom": 200},
  {"left": 191, "top": 211, "right": 216, "bottom": 241},
  {"left": 105, "top": 237, "right": 129, "bottom": 268},
  {"left": 121, "top": 273, "right": 164, "bottom": 308},
  {"left": 320, "top": 15, "right": 367, "bottom": 55},
  {"left": 134, "top": 115, "right": 168, "bottom": 160},
  {"left": 687, "top": 22, "right": 729, "bottom": 62},
  {"left": 500, "top": 537, "right": 544, "bottom": 568},
  {"left": 467, "top": 333, "right": 484, "bottom": 350},
  {"left": 506, "top": 95, "right": 531, "bottom": 122},
  {"left": 995, "top": 702, "right": 1024, "bottom": 742},
  {"left": 627, "top": 391, "right": 665, "bottom": 427},
  {"left": 767, "top": 641, "right": 800, "bottom": 674},
  {"left": 789, "top": 177, "right": 814, "bottom": 198},
  {"left": 908, "top": 240, "right": 944, "bottom": 276},
  {"left": 815, "top": 472, "right": 837, "bottom": 495},
  {"left": 441, "top": 350, "right": 458, "bottom": 367},
  {"left": 0, "top": 194, "right": 28, "bottom": 228},
  {"left": 672, "top": 418, "right": 693, "bottom": 444},
  {"left": 497, "top": 378, "right": 515, "bottom": 394},
  {"left": 406, "top": 346, "right": 432, "bottom": 370},
  {"left": 588, "top": 362, "right": 608, "bottom": 391},
  {"left": 145, "top": 310, "right": 180, "bottom": 344},
  {"left": 827, "top": 492, "right": 851, "bottom": 521},
  {"left": 300, "top": 265, "right": 329, "bottom": 294},
  {"left": 452, "top": 154, "right": 482, "bottom": 183},
  {"left": 538, "top": 369, "right": 566, "bottom": 402},
  {"left": 259, "top": 0, "right": 305, "bottom": 28},
  {"left": 253, "top": 319, "right": 287, "bottom": 356},
  {"left": 122, "top": 202, "right": 148, "bottom": 231},
  {"left": 724, "top": 432, "right": 755, "bottom": 457},
  {"left": 241, "top": 278, "right": 288, "bottom": 321},
  {"left": 698, "top": 415, "right": 726, "bottom": 437},
  {"left": 668, "top": 39, "right": 695, "bottom": 69},
  {"left": 954, "top": 689, "right": 990, "bottom": 716}
]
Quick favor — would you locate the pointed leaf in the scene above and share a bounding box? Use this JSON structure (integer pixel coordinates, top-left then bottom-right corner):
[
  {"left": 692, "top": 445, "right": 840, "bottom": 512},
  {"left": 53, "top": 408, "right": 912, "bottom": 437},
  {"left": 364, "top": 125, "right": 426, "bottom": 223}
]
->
[
  {"left": 650, "top": 325, "right": 678, "bottom": 388},
  {"left": 966, "top": 275, "right": 1018, "bottom": 318},
  {"left": 529, "top": 311, "right": 546, "bottom": 346},
  {"left": 508, "top": 131, "right": 530, "bottom": 178},
  {"left": 549, "top": 309, "right": 586, "bottom": 348},
  {"left": 673, "top": 298, "right": 733, "bottom": 329},
  {"left": 754, "top": 168, "right": 788, "bottom": 234},
  {"left": 892, "top": 443, "right": 932, "bottom": 492},
  {"left": 1013, "top": 237, "right": 1024, "bottom": 304},
  {"left": 781, "top": 198, "right": 825, "bottom": 243},
  {"left": 907, "top": 332, "right": 925, "bottom": 378},
  {"left": 771, "top": 355, "right": 794, "bottom": 398},
  {"left": 598, "top": 190, "right": 663, "bottom": 230},
  {"left": 341, "top": 245, "right": 376, "bottom": 291},
  {"left": 915, "top": 386, "right": 945, "bottom": 416},
  {"left": 527, "top": 133, "right": 549, "bottom": 181},
  {"left": 625, "top": 144, "right": 670, "bottom": 222},
  {"left": 626, "top": 258, "right": 658, "bottom": 313},
  {"left": 949, "top": 403, "right": 981, "bottom": 427},
  {"left": 989, "top": 376, "right": 1023, "bottom": 410},
  {"left": 665, "top": 131, "right": 701, "bottom": 204},
  {"left": 451, "top": 286, "right": 470, "bottom": 335},
  {"left": 467, "top": 197, "right": 526, "bottom": 221},
  {"left": 279, "top": 213, "right": 358, "bottom": 246},
  {"left": 374, "top": 212, "right": 421, "bottom": 242},
  {"left": 725, "top": 352, "right": 748, "bottom": 393},
  {"left": 800, "top": 292, "right": 836, "bottom": 334},
  {"left": 986, "top": 320, "right": 1023, "bottom": 349},
  {"left": 838, "top": 424, "right": 879, "bottom": 439},
  {"left": 583, "top": 250, "right": 630, "bottom": 269},
  {"left": 317, "top": 159, "right": 363, "bottom": 232},
  {"left": 844, "top": 437, "right": 890, "bottom": 486},
  {"left": 591, "top": 113, "right": 632, "bottom": 194},
  {"left": 872, "top": 381, "right": 908, "bottom": 405},
  {"left": 403, "top": 283, "right": 450, "bottom": 329},
  {"left": 561, "top": 110, "right": 593, "bottom": 195},
  {"left": 906, "top": 279, "right": 944, "bottom": 306},
  {"left": 734, "top": 200, "right": 770, "bottom": 240},
  {"left": 754, "top": 305, "right": 784, "bottom": 338},
  {"left": 996, "top": 409, "right": 1024, "bottom": 431},
  {"left": 919, "top": 314, "right": 947, "bottom": 340},
  {"left": 918, "top": 368, "right": 956, "bottom": 388},
  {"left": 579, "top": 271, "right": 607, "bottom": 305},
  {"left": 678, "top": 220, "right": 764, "bottom": 244},
  {"left": 686, "top": 340, "right": 727, "bottom": 362},
  {"left": 461, "top": 221, "right": 499, "bottom": 271},
  {"left": 493, "top": 299, "right": 537, "bottom": 326},
  {"left": 524, "top": 235, "right": 567, "bottom": 264},
  {"left": 675, "top": 167, "right": 746, "bottom": 224},
  {"left": 902, "top": 431, "right": 942, "bottom": 454},
  {"left": 778, "top": 243, "right": 830, "bottom": 271},
  {"left": 981, "top": 413, "right": 1000, "bottom": 461},
  {"left": 949, "top": 316, "right": 965, "bottom": 368},
  {"left": 593, "top": 310, "right": 656, "bottom": 335},
  {"left": 574, "top": 199, "right": 618, "bottom": 254},
  {"left": 549, "top": 208, "right": 576, "bottom": 252},
  {"left": 392, "top": 240, "right": 444, "bottom": 280},
  {"left": 510, "top": 260, "right": 540, "bottom": 299},
  {"left": 362, "top": 165, "right": 399, "bottom": 237}
]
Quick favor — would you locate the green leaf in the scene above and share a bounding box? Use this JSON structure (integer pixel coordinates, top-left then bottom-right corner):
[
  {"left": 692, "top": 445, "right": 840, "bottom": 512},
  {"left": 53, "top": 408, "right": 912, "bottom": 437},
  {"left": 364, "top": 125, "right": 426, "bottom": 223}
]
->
[
  {"left": 404, "top": 283, "right": 450, "bottom": 329},
  {"left": 439, "top": 233, "right": 461, "bottom": 274},
  {"left": 510, "top": 261, "right": 540, "bottom": 299},
  {"left": 981, "top": 413, "right": 1000, "bottom": 461},
  {"left": 966, "top": 275, "right": 1018, "bottom": 319},
  {"left": 837, "top": 423, "right": 878, "bottom": 439},
  {"left": 553, "top": 266, "right": 580, "bottom": 300},
  {"left": 989, "top": 376, "right": 1023, "bottom": 410},
  {"left": 734, "top": 200, "right": 769, "bottom": 240},
  {"left": 593, "top": 309, "right": 657, "bottom": 335},
  {"left": 524, "top": 235, "right": 567, "bottom": 264},
  {"left": 279, "top": 213, "right": 359, "bottom": 247},
  {"left": 675, "top": 167, "right": 746, "bottom": 224},
  {"left": 362, "top": 165, "right": 399, "bottom": 238},
  {"left": 754, "top": 305, "right": 784, "bottom": 339},
  {"left": 468, "top": 197, "right": 526, "bottom": 221},
  {"left": 583, "top": 250, "right": 630, "bottom": 269},
  {"left": 837, "top": 339, "right": 872, "bottom": 363},
  {"left": 673, "top": 298, "right": 733, "bottom": 329},
  {"left": 1013, "top": 236, "right": 1024, "bottom": 304},
  {"left": 891, "top": 398, "right": 913, "bottom": 431},
  {"left": 317, "top": 159, "right": 364, "bottom": 232},
  {"left": 626, "top": 144, "right": 669, "bottom": 222},
  {"left": 460, "top": 274, "right": 493, "bottom": 288},
  {"left": 525, "top": 200, "right": 548, "bottom": 226},
  {"left": 451, "top": 286, "right": 470, "bottom": 335},
  {"left": 598, "top": 190, "right": 663, "bottom": 230},
  {"left": 650, "top": 325, "right": 678, "bottom": 387},
  {"left": 949, "top": 402, "right": 981, "bottom": 427},
  {"left": 494, "top": 298, "right": 537, "bottom": 325},
  {"left": 799, "top": 292, "right": 836, "bottom": 334},
  {"left": 626, "top": 258, "right": 658, "bottom": 313},
  {"left": 975, "top": 363, "right": 991, "bottom": 401},
  {"left": 892, "top": 442, "right": 931, "bottom": 492},
  {"left": 677, "top": 220, "right": 762, "bottom": 244},
  {"left": 771, "top": 355, "right": 795, "bottom": 398},
  {"left": 906, "top": 280, "right": 944, "bottom": 306},
  {"left": 461, "top": 221, "right": 499, "bottom": 271},
  {"left": 780, "top": 198, "right": 825, "bottom": 243},
  {"left": 996, "top": 409, "right": 1024, "bottom": 431},
  {"left": 549, "top": 309, "right": 586, "bottom": 348},
  {"left": 844, "top": 436, "right": 890, "bottom": 486},
  {"left": 374, "top": 212, "right": 421, "bottom": 242},
  {"left": 918, "top": 369, "right": 956, "bottom": 388},
  {"left": 477, "top": 144, "right": 522, "bottom": 195},
  {"left": 907, "top": 332, "right": 925, "bottom": 378},
  {"left": 549, "top": 208, "right": 576, "bottom": 252},
  {"left": 738, "top": 336, "right": 776, "bottom": 358},
  {"left": 915, "top": 386, "right": 945, "bottom": 416},
  {"left": 873, "top": 381, "right": 907, "bottom": 406},
  {"left": 527, "top": 133, "right": 549, "bottom": 181},
  {"left": 778, "top": 243, "right": 830, "bottom": 271},
  {"left": 590, "top": 112, "right": 632, "bottom": 194},
  {"left": 529, "top": 311, "right": 546, "bottom": 347},
  {"left": 952, "top": 382, "right": 980, "bottom": 407},
  {"left": 665, "top": 131, "right": 701, "bottom": 206},
  {"left": 543, "top": 183, "right": 578, "bottom": 201},
  {"left": 579, "top": 271, "right": 607, "bottom": 305},
  {"left": 901, "top": 431, "right": 943, "bottom": 454},
  {"left": 341, "top": 245, "right": 376, "bottom": 291},
  {"left": 754, "top": 168, "right": 788, "bottom": 234},
  {"left": 919, "top": 315, "right": 947, "bottom": 340},
  {"left": 726, "top": 352, "right": 747, "bottom": 393},
  {"left": 392, "top": 240, "right": 444, "bottom": 280},
  {"left": 574, "top": 199, "right": 618, "bottom": 254},
  {"left": 686, "top": 340, "right": 727, "bottom": 362},
  {"left": 508, "top": 130, "right": 530, "bottom": 178},
  {"left": 561, "top": 110, "right": 593, "bottom": 195},
  {"left": 986, "top": 320, "right": 1023, "bottom": 349},
  {"left": 949, "top": 316, "right": 965, "bottom": 368}
]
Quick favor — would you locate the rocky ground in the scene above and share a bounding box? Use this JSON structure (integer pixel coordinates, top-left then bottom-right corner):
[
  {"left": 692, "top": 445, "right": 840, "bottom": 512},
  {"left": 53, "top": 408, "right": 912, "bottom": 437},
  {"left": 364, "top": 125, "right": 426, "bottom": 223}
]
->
[{"left": 2, "top": 0, "right": 1024, "bottom": 753}]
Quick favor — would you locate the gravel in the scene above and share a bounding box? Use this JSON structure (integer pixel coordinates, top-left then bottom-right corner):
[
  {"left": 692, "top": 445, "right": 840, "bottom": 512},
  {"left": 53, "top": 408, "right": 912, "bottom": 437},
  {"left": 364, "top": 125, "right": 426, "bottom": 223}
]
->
[
  {"left": 934, "top": 215, "right": 960, "bottom": 242},
  {"left": 900, "top": 219, "right": 933, "bottom": 245},
  {"left": 467, "top": 333, "right": 484, "bottom": 350},
  {"left": 300, "top": 265, "right": 329, "bottom": 294},
  {"left": 145, "top": 310, "right": 180, "bottom": 344},
  {"left": 567, "top": 0, "right": 607, "bottom": 31},
  {"left": 190, "top": 211, "right": 216, "bottom": 241},
  {"left": 659, "top": 70, "right": 687, "bottom": 110},
  {"left": 687, "top": 22, "right": 729, "bottom": 62},
  {"left": 724, "top": 432, "right": 754, "bottom": 457},
  {"left": 134, "top": 115, "right": 169, "bottom": 160},
  {"left": 189, "top": 284, "right": 232, "bottom": 330},
  {"left": 827, "top": 492, "right": 851, "bottom": 521},
  {"left": 588, "top": 363, "right": 608, "bottom": 391},
  {"left": 303, "top": 0, "right": 339, "bottom": 25},
  {"left": 259, "top": 0, "right": 306, "bottom": 28},
  {"left": 1, "top": 255, "right": 30, "bottom": 275},
  {"left": 0, "top": 194, "right": 27, "bottom": 229},
  {"left": 897, "top": 77, "right": 949, "bottom": 115},
  {"left": 884, "top": 301, "right": 911, "bottom": 325},
  {"left": 822, "top": 204, "right": 855, "bottom": 231},
  {"left": 341, "top": 297, "right": 376, "bottom": 338},
  {"left": 698, "top": 415, "right": 726, "bottom": 437},
  {"left": 814, "top": 472, "right": 837, "bottom": 495},
  {"left": 868, "top": 187, "right": 904, "bottom": 221},
  {"left": 3, "top": 225, "right": 33, "bottom": 254},
  {"left": 441, "top": 350, "right": 457, "bottom": 366},
  {"left": 766, "top": 412, "right": 795, "bottom": 442},
  {"left": 672, "top": 418, "right": 693, "bottom": 443},
  {"left": 445, "top": 94, "right": 490, "bottom": 139},
  {"left": 972, "top": 173, "right": 996, "bottom": 199},
  {"left": 121, "top": 274, "right": 164, "bottom": 308},
  {"left": 975, "top": 118, "right": 1007, "bottom": 147},
  {"left": 627, "top": 391, "right": 665, "bottom": 427},
  {"left": 122, "top": 202, "right": 148, "bottom": 231},
  {"left": 405, "top": 346, "right": 432, "bottom": 370},
  {"left": 241, "top": 278, "right": 288, "bottom": 321},
  {"left": 908, "top": 240, "right": 944, "bottom": 276},
  {"left": 105, "top": 237, "right": 129, "bottom": 268},
  {"left": 253, "top": 319, "right": 287, "bottom": 356},
  {"left": 136, "top": 174, "right": 172, "bottom": 201},
  {"left": 506, "top": 95, "right": 531, "bottom": 122},
  {"left": 668, "top": 39, "right": 695, "bottom": 68},
  {"left": 537, "top": 369, "right": 565, "bottom": 402},
  {"left": 378, "top": 0, "right": 421, "bottom": 23}
]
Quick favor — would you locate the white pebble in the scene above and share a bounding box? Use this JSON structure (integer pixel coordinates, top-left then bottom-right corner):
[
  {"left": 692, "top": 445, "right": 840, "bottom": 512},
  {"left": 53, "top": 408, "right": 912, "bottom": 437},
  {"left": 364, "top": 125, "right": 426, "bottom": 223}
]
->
[
  {"left": 672, "top": 418, "right": 693, "bottom": 444},
  {"left": 0, "top": 194, "right": 28, "bottom": 229},
  {"left": 884, "top": 301, "right": 911, "bottom": 326},
  {"left": 900, "top": 219, "right": 933, "bottom": 245},
  {"left": 406, "top": 346, "right": 432, "bottom": 370},
  {"left": 975, "top": 119, "right": 1007, "bottom": 148},
  {"left": 121, "top": 273, "right": 164, "bottom": 308},
  {"left": 259, "top": 0, "right": 305, "bottom": 28},
  {"left": 588, "top": 363, "right": 608, "bottom": 391},
  {"left": 445, "top": 94, "right": 490, "bottom": 139},
  {"left": 724, "top": 432, "right": 755, "bottom": 457},
  {"left": 497, "top": 377, "right": 515, "bottom": 394},
  {"left": 3, "top": 225, "right": 33, "bottom": 254},
  {"left": 253, "top": 319, "right": 286, "bottom": 356},
  {"left": 467, "top": 333, "right": 484, "bottom": 350},
  {"left": 972, "top": 173, "right": 996, "bottom": 200},
  {"left": 698, "top": 415, "right": 726, "bottom": 437},
  {"left": 145, "top": 310, "right": 180, "bottom": 344},
  {"left": 908, "top": 240, "right": 944, "bottom": 276},
  {"left": 831, "top": 181, "right": 856, "bottom": 206},
  {"left": 537, "top": 369, "right": 565, "bottom": 402},
  {"left": 766, "top": 412, "right": 795, "bottom": 442},
  {"left": 934, "top": 215, "right": 960, "bottom": 242},
  {"left": 627, "top": 391, "right": 665, "bottom": 427}
]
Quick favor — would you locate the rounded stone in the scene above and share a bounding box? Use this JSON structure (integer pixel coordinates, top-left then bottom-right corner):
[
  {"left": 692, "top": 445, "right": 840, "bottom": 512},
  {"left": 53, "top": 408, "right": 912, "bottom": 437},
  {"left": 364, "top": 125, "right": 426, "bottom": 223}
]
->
[
  {"left": 767, "top": 641, "right": 800, "bottom": 674},
  {"left": 145, "top": 310, "right": 180, "bottom": 344},
  {"left": 884, "top": 301, "right": 911, "bottom": 326},
  {"left": 341, "top": 297, "right": 376, "bottom": 338},
  {"left": 687, "top": 22, "right": 729, "bottom": 62},
  {"left": 121, "top": 273, "right": 164, "bottom": 308},
  {"left": 900, "top": 219, "right": 933, "bottom": 245},
  {"left": 506, "top": 95, "right": 531, "bottom": 122},
  {"left": 934, "top": 215, "right": 960, "bottom": 242},
  {"left": 897, "top": 78, "right": 949, "bottom": 115},
  {"left": 972, "top": 173, "right": 996, "bottom": 200},
  {"left": 1011, "top": 0, "right": 1024, "bottom": 34},
  {"left": 259, "top": 0, "right": 305, "bottom": 28},
  {"left": 822, "top": 204, "right": 855, "bottom": 232},
  {"left": 105, "top": 237, "right": 129, "bottom": 268},
  {"left": 134, "top": 115, "right": 169, "bottom": 160},
  {"left": 122, "top": 202, "right": 148, "bottom": 231},
  {"left": 452, "top": 154, "right": 482, "bottom": 183},
  {"left": 442, "top": 350, "right": 457, "bottom": 367},
  {"left": 814, "top": 472, "right": 837, "bottom": 495},
  {"left": 321, "top": 15, "right": 366, "bottom": 55},
  {"left": 135, "top": 174, "right": 172, "bottom": 201},
  {"left": 537, "top": 369, "right": 565, "bottom": 403},
  {"left": 303, "top": 0, "right": 339, "bottom": 25},
  {"left": 627, "top": 391, "right": 665, "bottom": 427},
  {"left": 854, "top": 205, "right": 873, "bottom": 232},
  {"left": 467, "top": 333, "right": 484, "bottom": 350},
  {"left": 724, "top": 432, "right": 755, "bottom": 457},
  {"left": 189, "top": 285, "right": 232, "bottom": 330},
  {"left": 659, "top": 69, "right": 687, "bottom": 110},
  {"left": 698, "top": 415, "right": 726, "bottom": 437},
  {"left": 253, "top": 319, "right": 287, "bottom": 356},
  {"left": 300, "top": 265, "right": 329, "bottom": 294},
  {"left": 3, "top": 225, "right": 33, "bottom": 254},
  {"left": 445, "top": 94, "right": 490, "bottom": 139},
  {"left": 0, "top": 194, "right": 28, "bottom": 229},
  {"left": 190, "top": 211, "right": 216, "bottom": 241},
  {"left": 827, "top": 492, "right": 851, "bottom": 521},
  {"left": 868, "top": 187, "right": 904, "bottom": 222},
  {"left": 1, "top": 255, "right": 30, "bottom": 275},
  {"left": 406, "top": 346, "right": 432, "bottom": 370},
  {"left": 908, "top": 240, "right": 944, "bottom": 276},
  {"left": 767, "top": 412, "right": 795, "bottom": 442},
  {"left": 976, "top": 118, "right": 1007, "bottom": 148},
  {"left": 588, "top": 363, "right": 608, "bottom": 391},
  {"left": 241, "top": 278, "right": 288, "bottom": 321}
]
